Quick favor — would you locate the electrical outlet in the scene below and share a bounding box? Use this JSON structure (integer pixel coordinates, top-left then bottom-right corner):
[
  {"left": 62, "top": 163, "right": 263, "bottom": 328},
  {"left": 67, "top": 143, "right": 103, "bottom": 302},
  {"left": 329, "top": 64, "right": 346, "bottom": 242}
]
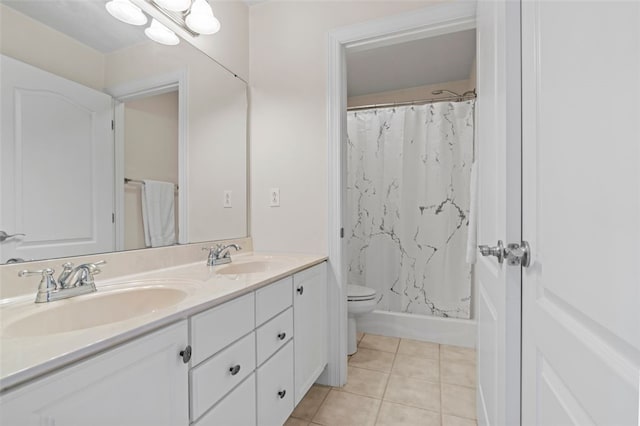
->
[
  {"left": 269, "top": 188, "right": 280, "bottom": 207},
  {"left": 223, "top": 190, "right": 232, "bottom": 208}
]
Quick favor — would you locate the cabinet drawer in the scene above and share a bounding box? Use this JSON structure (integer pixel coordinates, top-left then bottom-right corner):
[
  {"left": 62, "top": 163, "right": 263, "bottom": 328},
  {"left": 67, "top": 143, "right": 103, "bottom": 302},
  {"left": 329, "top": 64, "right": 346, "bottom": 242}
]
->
[
  {"left": 257, "top": 342, "right": 294, "bottom": 426},
  {"left": 193, "top": 374, "right": 256, "bottom": 426},
  {"left": 190, "top": 332, "right": 256, "bottom": 421},
  {"left": 256, "top": 307, "right": 293, "bottom": 366},
  {"left": 190, "top": 292, "right": 255, "bottom": 365},
  {"left": 255, "top": 276, "right": 292, "bottom": 326}
]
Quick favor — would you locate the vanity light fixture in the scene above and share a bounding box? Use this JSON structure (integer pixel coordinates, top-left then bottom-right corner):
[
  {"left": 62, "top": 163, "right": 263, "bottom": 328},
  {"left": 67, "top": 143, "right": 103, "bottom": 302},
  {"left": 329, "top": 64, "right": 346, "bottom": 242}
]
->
[
  {"left": 185, "top": 0, "right": 220, "bottom": 35},
  {"left": 106, "top": 0, "right": 221, "bottom": 45},
  {"left": 105, "top": 0, "right": 148, "bottom": 26},
  {"left": 144, "top": 18, "right": 180, "bottom": 45},
  {"left": 153, "top": 0, "right": 191, "bottom": 12}
]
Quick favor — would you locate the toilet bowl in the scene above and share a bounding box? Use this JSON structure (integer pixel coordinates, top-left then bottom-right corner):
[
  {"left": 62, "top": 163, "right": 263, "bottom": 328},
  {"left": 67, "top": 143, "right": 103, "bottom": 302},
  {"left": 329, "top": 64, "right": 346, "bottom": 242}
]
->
[{"left": 347, "top": 284, "right": 377, "bottom": 355}]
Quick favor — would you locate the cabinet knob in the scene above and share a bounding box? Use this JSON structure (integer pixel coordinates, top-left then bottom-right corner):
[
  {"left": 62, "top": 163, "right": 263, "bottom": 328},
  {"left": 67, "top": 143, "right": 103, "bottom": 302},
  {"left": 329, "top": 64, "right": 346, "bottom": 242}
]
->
[
  {"left": 278, "top": 389, "right": 287, "bottom": 399},
  {"left": 296, "top": 286, "right": 304, "bottom": 295},
  {"left": 179, "top": 345, "right": 192, "bottom": 364},
  {"left": 229, "top": 364, "right": 241, "bottom": 376},
  {"left": 277, "top": 332, "right": 286, "bottom": 341}
]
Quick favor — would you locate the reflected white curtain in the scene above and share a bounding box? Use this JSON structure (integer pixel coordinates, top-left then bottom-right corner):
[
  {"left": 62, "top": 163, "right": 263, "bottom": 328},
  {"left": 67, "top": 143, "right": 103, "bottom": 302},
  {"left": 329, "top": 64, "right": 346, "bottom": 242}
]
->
[{"left": 346, "top": 101, "right": 474, "bottom": 319}]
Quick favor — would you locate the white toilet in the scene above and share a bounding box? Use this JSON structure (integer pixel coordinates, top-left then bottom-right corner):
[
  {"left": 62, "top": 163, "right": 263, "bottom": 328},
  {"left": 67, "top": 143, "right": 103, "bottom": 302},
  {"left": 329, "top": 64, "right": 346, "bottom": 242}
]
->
[{"left": 347, "top": 284, "right": 377, "bottom": 355}]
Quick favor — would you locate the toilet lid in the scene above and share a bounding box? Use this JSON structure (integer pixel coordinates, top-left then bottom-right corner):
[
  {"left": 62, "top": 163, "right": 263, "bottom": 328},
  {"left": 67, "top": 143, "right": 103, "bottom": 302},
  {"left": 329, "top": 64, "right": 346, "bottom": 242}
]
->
[{"left": 348, "top": 284, "right": 376, "bottom": 301}]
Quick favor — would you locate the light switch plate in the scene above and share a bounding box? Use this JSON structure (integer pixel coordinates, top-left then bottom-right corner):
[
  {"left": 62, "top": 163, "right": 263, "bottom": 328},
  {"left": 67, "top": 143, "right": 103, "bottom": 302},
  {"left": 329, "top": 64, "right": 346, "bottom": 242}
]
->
[
  {"left": 223, "top": 190, "right": 232, "bottom": 208},
  {"left": 269, "top": 188, "right": 280, "bottom": 207}
]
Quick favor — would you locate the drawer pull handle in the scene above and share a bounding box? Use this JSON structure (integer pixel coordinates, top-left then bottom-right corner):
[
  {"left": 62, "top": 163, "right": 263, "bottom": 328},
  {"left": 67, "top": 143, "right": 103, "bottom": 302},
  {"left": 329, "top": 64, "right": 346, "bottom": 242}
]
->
[
  {"left": 229, "top": 365, "right": 241, "bottom": 376},
  {"left": 277, "top": 332, "right": 286, "bottom": 340},
  {"left": 278, "top": 390, "right": 287, "bottom": 399},
  {"left": 297, "top": 286, "right": 304, "bottom": 295},
  {"left": 179, "top": 345, "right": 192, "bottom": 364}
]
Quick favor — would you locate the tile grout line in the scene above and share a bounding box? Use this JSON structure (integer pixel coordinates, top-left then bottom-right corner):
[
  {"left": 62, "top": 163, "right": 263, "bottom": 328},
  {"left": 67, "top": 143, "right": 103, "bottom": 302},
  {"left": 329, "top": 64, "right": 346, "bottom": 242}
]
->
[
  {"left": 308, "top": 387, "right": 332, "bottom": 425},
  {"left": 372, "top": 338, "right": 399, "bottom": 426}
]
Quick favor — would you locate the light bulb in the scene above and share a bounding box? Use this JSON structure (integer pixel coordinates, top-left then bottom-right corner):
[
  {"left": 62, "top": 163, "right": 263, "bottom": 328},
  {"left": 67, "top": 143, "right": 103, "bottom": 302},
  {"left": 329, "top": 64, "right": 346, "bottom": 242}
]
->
[
  {"left": 144, "top": 19, "right": 180, "bottom": 46},
  {"left": 153, "top": 0, "right": 191, "bottom": 12},
  {"left": 185, "top": 0, "right": 220, "bottom": 35},
  {"left": 105, "top": 0, "right": 148, "bottom": 26}
]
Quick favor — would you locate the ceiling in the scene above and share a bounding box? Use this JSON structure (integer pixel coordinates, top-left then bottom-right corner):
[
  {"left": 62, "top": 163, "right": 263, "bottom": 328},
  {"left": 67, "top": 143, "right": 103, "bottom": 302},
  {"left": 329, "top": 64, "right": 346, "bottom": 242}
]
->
[
  {"left": 2, "top": 0, "right": 147, "bottom": 53},
  {"left": 346, "top": 29, "right": 476, "bottom": 97}
]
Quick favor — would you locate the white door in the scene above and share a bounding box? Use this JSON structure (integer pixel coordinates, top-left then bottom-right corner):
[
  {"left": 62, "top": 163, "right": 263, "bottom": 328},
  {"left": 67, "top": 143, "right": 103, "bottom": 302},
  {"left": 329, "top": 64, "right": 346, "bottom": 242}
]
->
[
  {"left": 475, "top": 1, "right": 522, "bottom": 425},
  {"left": 0, "top": 55, "right": 115, "bottom": 263},
  {"left": 521, "top": 1, "right": 640, "bottom": 424}
]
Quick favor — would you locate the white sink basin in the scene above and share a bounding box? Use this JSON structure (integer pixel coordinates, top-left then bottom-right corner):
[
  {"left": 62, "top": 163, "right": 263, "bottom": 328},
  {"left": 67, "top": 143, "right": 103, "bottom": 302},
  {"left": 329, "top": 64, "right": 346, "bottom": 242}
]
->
[
  {"left": 216, "top": 260, "right": 286, "bottom": 275},
  {"left": 4, "top": 286, "right": 188, "bottom": 337}
]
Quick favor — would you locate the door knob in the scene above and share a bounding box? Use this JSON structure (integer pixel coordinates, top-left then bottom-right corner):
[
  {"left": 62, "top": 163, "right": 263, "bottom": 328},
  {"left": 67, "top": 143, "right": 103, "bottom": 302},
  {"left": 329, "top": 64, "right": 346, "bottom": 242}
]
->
[
  {"left": 0, "top": 231, "right": 25, "bottom": 242},
  {"left": 479, "top": 240, "right": 505, "bottom": 263},
  {"left": 505, "top": 241, "right": 531, "bottom": 267},
  {"left": 297, "top": 286, "right": 304, "bottom": 295},
  {"left": 479, "top": 240, "right": 531, "bottom": 267}
]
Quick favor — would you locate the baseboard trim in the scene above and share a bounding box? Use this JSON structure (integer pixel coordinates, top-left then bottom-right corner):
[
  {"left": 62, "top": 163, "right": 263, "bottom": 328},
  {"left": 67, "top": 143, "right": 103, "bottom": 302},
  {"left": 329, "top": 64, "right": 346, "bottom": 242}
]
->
[{"left": 357, "top": 310, "right": 477, "bottom": 348}]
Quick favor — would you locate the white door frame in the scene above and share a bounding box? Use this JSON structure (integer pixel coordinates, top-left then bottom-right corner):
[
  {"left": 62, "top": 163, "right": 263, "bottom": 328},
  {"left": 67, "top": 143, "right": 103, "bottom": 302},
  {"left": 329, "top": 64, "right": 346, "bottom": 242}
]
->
[
  {"left": 326, "top": 1, "right": 477, "bottom": 387},
  {"left": 106, "top": 70, "right": 189, "bottom": 250}
]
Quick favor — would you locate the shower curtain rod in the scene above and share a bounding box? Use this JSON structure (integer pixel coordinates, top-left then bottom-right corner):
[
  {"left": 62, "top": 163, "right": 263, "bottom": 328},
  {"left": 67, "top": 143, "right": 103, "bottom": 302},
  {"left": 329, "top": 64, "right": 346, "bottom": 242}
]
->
[{"left": 347, "top": 92, "right": 477, "bottom": 112}]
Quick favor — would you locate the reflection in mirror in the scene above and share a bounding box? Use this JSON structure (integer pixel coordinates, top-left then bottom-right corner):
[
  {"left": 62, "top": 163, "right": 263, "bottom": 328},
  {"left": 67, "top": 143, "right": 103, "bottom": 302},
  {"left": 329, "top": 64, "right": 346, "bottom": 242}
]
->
[
  {"left": 0, "top": 0, "right": 247, "bottom": 264},
  {"left": 123, "top": 91, "right": 179, "bottom": 250}
]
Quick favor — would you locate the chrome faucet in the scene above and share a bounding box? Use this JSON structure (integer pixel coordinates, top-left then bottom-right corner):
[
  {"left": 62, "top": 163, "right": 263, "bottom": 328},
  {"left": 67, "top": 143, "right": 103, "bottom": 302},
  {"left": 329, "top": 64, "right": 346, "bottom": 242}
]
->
[
  {"left": 203, "top": 244, "right": 241, "bottom": 266},
  {"left": 19, "top": 260, "right": 106, "bottom": 303}
]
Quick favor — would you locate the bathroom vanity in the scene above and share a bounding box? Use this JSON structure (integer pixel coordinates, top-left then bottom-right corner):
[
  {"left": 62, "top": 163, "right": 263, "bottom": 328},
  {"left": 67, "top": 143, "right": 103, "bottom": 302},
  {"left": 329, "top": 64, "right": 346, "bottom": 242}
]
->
[{"left": 0, "top": 252, "right": 327, "bottom": 425}]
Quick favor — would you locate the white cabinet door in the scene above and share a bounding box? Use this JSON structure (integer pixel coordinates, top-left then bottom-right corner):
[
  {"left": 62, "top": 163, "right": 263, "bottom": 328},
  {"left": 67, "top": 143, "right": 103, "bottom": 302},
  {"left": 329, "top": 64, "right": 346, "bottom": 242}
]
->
[
  {"left": 521, "top": 1, "right": 640, "bottom": 424},
  {"left": 293, "top": 262, "right": 327, "bottom": 405},
  {"left": 257, "top": 342, "right": 294, "bottom": 426},
  {"left": 0, "top": 55, "right": 115, "bottom": 263},
  {"left": 0, "top": 321, "right": 189, "bottom": 426},
  {"left": 193, "top": 374, "right": 256, "bottom": 426},
  {"left": 475, "top": 2, "right": 522, "bottom": 425}
]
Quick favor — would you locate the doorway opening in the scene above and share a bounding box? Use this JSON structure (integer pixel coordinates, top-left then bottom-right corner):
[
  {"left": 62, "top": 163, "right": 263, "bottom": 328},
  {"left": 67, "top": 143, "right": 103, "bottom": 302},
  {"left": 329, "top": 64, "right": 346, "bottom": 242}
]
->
[
  {"left": 325, "top": 0, "right": 478, "bottom": 390},
  {"left": 121, "top": 90, "right": 179, "bottom": 250},
  {"left": 108, "top": 71, "right": 188, "bottom": 251}
]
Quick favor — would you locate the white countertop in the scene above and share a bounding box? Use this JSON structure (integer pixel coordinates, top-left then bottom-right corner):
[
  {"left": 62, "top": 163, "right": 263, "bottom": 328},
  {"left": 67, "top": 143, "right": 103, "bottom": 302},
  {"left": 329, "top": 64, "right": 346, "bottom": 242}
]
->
[{"left": 0, "top": 252, "right": 326, "bottom": 392}]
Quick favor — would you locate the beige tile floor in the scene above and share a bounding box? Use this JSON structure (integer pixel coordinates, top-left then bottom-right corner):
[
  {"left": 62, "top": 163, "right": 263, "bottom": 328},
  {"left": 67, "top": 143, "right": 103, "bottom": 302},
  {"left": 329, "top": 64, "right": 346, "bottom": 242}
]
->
[{"left": 285, "top": 333, "right": 477, "bottom": 426}]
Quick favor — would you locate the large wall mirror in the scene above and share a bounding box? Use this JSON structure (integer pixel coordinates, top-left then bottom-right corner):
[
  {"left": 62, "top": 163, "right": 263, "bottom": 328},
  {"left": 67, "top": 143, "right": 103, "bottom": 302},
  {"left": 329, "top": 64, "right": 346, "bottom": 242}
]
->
[{"left": 0, "top": 0, "right": 248, "bottom": 264}]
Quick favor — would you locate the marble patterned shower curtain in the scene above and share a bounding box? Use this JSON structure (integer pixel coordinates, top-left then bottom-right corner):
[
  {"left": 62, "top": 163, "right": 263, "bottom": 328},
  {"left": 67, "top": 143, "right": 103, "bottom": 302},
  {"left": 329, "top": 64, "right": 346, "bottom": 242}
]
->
[{"left": 346, "top": 101, "right": 474, "bottom": 319}]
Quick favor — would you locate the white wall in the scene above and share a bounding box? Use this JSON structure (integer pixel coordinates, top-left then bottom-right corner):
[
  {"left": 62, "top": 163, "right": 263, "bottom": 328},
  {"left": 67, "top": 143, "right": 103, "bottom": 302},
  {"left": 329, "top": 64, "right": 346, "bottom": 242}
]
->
[
  {"left": 187, "top": 0, "right": 250, "bottom": 81},
  {"left": 0, "top": 4, "right": 105, "bottom": 90},
  {"left": 249, "top": 1, "right": 442, "bottom": 254}
]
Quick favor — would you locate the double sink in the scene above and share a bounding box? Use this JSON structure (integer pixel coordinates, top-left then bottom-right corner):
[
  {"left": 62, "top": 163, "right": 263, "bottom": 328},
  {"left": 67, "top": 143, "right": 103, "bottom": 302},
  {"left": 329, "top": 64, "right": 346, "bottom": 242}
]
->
[
  {"left": 0, "top": 251, "right": 327, "bottom": 392},
  {"left": 1, "top": 256, "right": 289, "bottom": 338}
]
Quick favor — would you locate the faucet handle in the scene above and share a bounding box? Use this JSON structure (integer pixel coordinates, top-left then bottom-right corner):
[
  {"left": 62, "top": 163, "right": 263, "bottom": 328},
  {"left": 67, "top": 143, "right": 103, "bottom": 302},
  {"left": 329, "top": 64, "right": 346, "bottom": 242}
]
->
[
  {"left": 18, "top": 268, "right": 55, "bottom": 278},
  {"left": 75, "top": 260, "right": 106, "bottom": 286},
  {"left": 19, "top": 268, "right": 58, "bottom": 295},
  {"left": 84, "top": 260, "right": 106, "bottom": 274},
  {"left": 203, "top": 245, "right": 224, "bottom": 254},
  {"left": 220, "top": 244, "right": 241, "bottom": 258}
]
